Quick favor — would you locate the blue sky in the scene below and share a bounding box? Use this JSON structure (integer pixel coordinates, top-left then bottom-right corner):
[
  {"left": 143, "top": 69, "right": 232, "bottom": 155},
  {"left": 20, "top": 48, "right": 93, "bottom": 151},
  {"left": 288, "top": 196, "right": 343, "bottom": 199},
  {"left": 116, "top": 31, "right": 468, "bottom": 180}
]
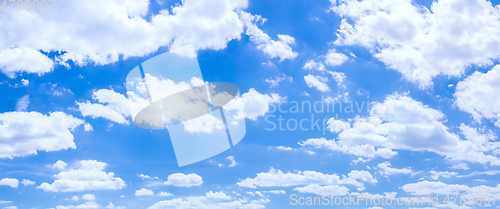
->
[{"left": 1, "top": 0, "right": 500, "bottom": 208}]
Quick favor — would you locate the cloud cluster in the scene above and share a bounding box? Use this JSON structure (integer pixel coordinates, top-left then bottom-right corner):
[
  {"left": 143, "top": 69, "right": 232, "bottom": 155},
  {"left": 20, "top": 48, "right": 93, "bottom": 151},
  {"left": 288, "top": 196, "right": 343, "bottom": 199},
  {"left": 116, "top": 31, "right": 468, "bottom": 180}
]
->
[
  {"left": 38, "top": 160, "right": 126, "bottom": 192},
  {"left": 164, "top": 173, "right": 203, "bottom": 187},
  {"left": 0, "top": 111, "right": 84, "bottom": 159},
  {"left": 402, "top": 181, "right": 500, "bottom": 196},
  {"left": 0, "top": 0, "right": 297, "bottom": 78},
  {"left": 455, "top": 65, "right": 500, "bottom": 127},
  {"left": 332, "top": 0, "right": 500, "bottom": 88},
  {"left": 149, "top": 191, "right": 268, "bottom": 209},
  {"left": 237, "top": 168, "right": 377, "bottom": 194},
  {"left": 300, "top": 94, "right": 500, "bottom": 165}
]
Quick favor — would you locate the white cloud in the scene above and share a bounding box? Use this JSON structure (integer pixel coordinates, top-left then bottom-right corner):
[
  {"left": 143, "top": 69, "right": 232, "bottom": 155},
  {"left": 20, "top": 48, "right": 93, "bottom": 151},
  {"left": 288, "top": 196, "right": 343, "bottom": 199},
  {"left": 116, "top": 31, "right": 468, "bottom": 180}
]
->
[
  {"left": 300, "top": 138, "right": 397, "bottom": 159},
  {"left": 347, "top": 170, "right": 378, "bottom": 185},
  {"left": 332, "top": 0, "right": 500, "bottom": 88},
  {"left": 0, "top": 47, "right": 54, "bottom": 78},
  {"left": 135, "top": 188, "right": 154, "bottom": 196},
  {"left": 72, "top": 196, "right": 79, "bottom": 201},
  {"left": 402, "top": 181, "right": 500, "bottom": 196},
  {"left": 327, "top": 71, "right": 347, "bottom": 89},
  {"left": 324, "top": 49, "right": 349, "bottom": 66},
  {"left": 300, "top": 94, "right": 500, "bottom": 165},
  {"left": 77, "top": 89, "right": 133, "bottom": 125},
  {"left": 55, "top": 201, "right": 100, "bottom": 209},
  {"left": 53, "top": 160, "right": 68, "bottom": 170},
  {"left": 82, "top": 194, "right": 96, "bottom": 201},
  {"left": 137, "top": 174, "right": 159, "bottom": 180},
  {"left": 0, "top": 178, "right": 19, "bottom": 188},
  {"left": 326, "top": 118, "right": 351, "bottom": 133},
  {"left": 106, "top": 202, "right": 126, "bottom": 209},
  {"left": 80, "top": 75, "right": 205, "bottom": 125},
  {"left": 0, "top": 0, "right": 298, "bottom": 78},
  {"left": 149, "top": 191, "right": 267, "bottom": 209},
  {"left": 240, "top": 12, "right": 298, "bottom": 61},
  {"left": 273, "top": 146, "right": 295, "bottom": 151},
  {"left": 164, "top": 173, "right": 203, "bottom": 187},
  {"left": 377, "top": 162, "right": 414, "bottom": 176},
  {"left": 237, "top": 168, "right": 376, "bottom": 193},
  {"left": 15, "top": 95, "right": 29, "bottom": 112},
  {"left": 268, "top": 146, "right": 317, "bottom": 155},
  {"left": 183, "top": 114, "right": 225, "bottom": 134},
  {"left": 84, "top": 123, "right": 94, "bottom": 132},
  {"left": 20, "top": 179, "right": 35, "bottom": 186},
  {"left": 303, "top": 60, "right": 326, "bottom": 72},
  {"left": 158, "top": 191, "right": 173, "bottom": 197},
  {"left": 293, "top": 184, "right": 350, "bottom": 196},
  {"left": 225, "top": 88, "right": 283, "bottom": 121},
  {"left": 2, "top": 206, "right": 17, "bottom": 209},
  {"left": 226, "top": 156, "right": 237, "bottom": 167},
  {"left": 265, "top": 73, "right": 292, "bottom": 88},
  {"left": 38, "top": 160, "right": 126, "bottom": 192},
  {"left": 0, "top": 111, "right": 84, "bottom": 159},
  {"left": 304, "top": 74, "right": 330, "bottom": 92},
  {"left": 237, "top": 168, "right": 341, "bottom": 188},
  {"left": 455, "top": 65, "right": 500, "bottom": 126},
  {"left": 429, "top": 171, "right": 458, "bottom": 180},
  {"left": 20, "top": 79, "right": 29, "bottom": 87},
  {"left": 83, "top": 87, "right": 281, "bottom": 129}
]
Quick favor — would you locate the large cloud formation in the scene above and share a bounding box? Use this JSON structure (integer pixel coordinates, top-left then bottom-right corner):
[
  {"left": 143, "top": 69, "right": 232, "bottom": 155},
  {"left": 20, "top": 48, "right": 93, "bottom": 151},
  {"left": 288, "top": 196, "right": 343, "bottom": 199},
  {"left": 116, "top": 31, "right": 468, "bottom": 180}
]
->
[{"left": 0, "top": 0, "right": 297, "bottom": 78}]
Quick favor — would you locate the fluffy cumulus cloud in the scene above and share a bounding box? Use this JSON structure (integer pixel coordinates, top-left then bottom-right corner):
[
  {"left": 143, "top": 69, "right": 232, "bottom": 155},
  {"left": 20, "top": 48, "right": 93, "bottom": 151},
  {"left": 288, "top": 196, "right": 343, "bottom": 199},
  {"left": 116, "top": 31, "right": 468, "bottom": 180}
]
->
[
  {"left": 135, "top": 188, "right": 154, "bottom": 196},
  {"left": 304, "top": 75, "right": 330, "bottom": 92},
  {"left": 38, "top": 160, "right": 126, "bottom": 192},
  {"left": 325, "top": 49, "right": 349, "bottom": 67},
  {"left": 332, "top": 0, "right": 500, "bottom": 88},
  {"left": 303, "top": 60, "right": 326, "bottom": 72},
  {"left": 21, "top": 179, "right": 35, "bottom": 186},
  {"left": 429, "top": 171, "right": 458, "bottom": 180},
  {"left": 55, "top": 202, "right": 100, "bottom": 209},
  {"left": 265, "top": 73, "right": 293, "bottom": 88},
  {"left": 80, "top": 86, "right": 282, "bottom": 131},
  {"left": 0, "top": 111, "right": 84, "bottom": 159},
  {"left": 164, "top": 173, "right": 203, "bottom": 187},
  {"left": 237, "top": 168, "right": 376, "bottom": 194},
  {"left": 149, "top": 191, "right": 268, "bottom": 209},
  {"left": 455, "top": 65, "right": 500, "bottom": 127},
  {"left": 0, "top": 47, "right": 54, "bottom": 78},
  {"left": 326, "top": 118, "right": 351, "bottom": 133},
  {"left": 300, "top": 94, "right": 500, "bottom": 165},
  {"left": 225, "top": 88, "right": 283, "bottom": 121},
  {"left": 77, "top": 89, "right": 143, "bottom": 125},
  {"left": 82, "top": 194, "right": 96, "bottom": 201},
  {"left": 239, "top": 12, "right": 298, "bottom": 61},
  {"left": 0, "top": 178, "right": 19, "bottom": 188},
  {"left": 0, "top": 0, "right": 297, "bottom": 78},
  {"left": 377, "top": 162, "right": 415, "bottom": 176}
]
